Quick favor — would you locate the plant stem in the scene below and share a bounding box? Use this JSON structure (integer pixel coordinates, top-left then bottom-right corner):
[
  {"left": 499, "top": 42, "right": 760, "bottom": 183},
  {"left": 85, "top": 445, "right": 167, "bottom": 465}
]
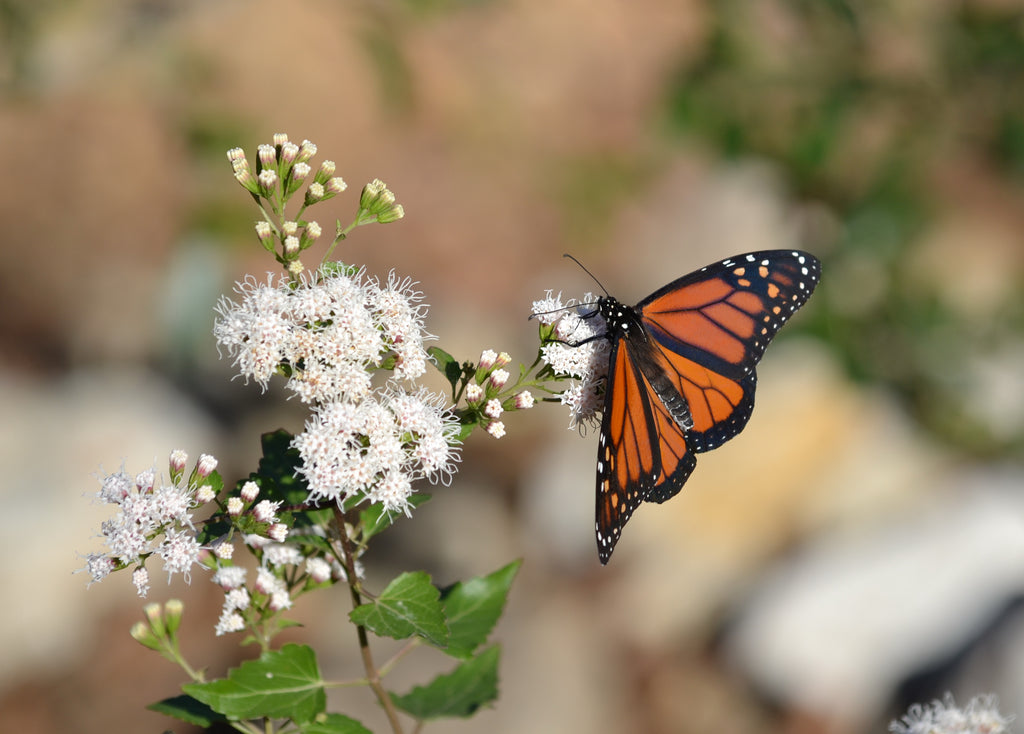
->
[{"left": 334, "top": 506, "right": 405, "bottom": 734}]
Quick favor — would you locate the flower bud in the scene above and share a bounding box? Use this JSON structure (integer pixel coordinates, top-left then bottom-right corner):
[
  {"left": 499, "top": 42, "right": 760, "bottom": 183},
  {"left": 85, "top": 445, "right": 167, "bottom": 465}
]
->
[
  {"left": 130, "top": 621, "right": 162, "bottom": 651},
  {"left": 164, "top": 599, "right": 184, "bottom": 635}
]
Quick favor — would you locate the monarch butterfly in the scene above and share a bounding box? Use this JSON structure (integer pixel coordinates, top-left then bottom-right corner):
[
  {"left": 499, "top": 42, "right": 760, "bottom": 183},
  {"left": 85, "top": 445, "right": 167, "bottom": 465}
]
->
[{"left": 580, "top": 250, "right": 821, "bottom": 564}]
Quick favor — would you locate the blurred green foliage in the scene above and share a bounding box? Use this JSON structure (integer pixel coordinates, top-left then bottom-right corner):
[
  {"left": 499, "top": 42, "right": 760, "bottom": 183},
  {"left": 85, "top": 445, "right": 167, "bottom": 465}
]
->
[{"left": 664, "top": 0, "right": 1024, "bottom": 458}]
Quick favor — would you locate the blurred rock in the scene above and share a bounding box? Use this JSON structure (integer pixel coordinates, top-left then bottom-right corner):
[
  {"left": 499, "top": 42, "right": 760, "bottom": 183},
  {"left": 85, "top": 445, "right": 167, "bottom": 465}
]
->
[
  {"left": 0, "top": 365, "right": 218, "bottom": 688},
  {"left": 723, "top": 468, "right": 1024, "bottom": 732}
]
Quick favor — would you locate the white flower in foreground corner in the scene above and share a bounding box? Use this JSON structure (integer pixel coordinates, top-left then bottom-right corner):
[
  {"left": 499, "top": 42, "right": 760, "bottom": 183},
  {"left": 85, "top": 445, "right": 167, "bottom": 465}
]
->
[{"left": 890, "top": 693, "right": 1013, "bottom": 734}]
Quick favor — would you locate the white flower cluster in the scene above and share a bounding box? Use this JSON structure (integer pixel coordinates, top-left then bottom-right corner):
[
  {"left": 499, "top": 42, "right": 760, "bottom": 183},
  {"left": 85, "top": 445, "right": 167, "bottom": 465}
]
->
[
  {"left": 210, "top": 535, "right": 360, "bottom": 635},
  {"left": 890, "top": 693, "right": 1013, "bottom": 734},
  {"left": 82, "top": 454, "right": 220, "bottom": 595},
  {"left": 532, "top": 290, "right": 610, "bottom": 431},
  {"left": 214, "top": 268, "right": 431, "bottom": 403},
  {"left": 215, "top": 268, "right": 461, "bottom": 516},
  {"left": 293, "top": 385, "right": 460, "bottom": 514}
]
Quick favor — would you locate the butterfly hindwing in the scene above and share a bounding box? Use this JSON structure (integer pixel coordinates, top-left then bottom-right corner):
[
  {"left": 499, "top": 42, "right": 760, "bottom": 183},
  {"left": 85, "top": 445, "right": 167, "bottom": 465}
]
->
[
  {"left": 592, "top": 250, "right": 820, "bottom": 563},
  {"left": 595, "top": 334, "right": 657, "bottom": 562}
]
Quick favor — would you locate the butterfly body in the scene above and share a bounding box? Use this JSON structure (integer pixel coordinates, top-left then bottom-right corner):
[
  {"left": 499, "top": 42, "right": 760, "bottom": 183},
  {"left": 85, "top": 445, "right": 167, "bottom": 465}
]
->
[{"left": 592, "top": 250, "right": 820, "bottom": 563}]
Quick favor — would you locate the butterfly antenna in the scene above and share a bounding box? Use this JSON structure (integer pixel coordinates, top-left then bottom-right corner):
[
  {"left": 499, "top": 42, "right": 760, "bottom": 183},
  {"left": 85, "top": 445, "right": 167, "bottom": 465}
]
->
[{"left": 563, "top": 253, "right": 610, "bottom": 296}]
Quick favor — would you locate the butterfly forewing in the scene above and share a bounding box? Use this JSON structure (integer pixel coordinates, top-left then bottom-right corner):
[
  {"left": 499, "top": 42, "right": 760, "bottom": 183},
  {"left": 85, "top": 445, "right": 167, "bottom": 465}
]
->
[{"left": 592, "top": 250, "right": 820, "bottom": 564}]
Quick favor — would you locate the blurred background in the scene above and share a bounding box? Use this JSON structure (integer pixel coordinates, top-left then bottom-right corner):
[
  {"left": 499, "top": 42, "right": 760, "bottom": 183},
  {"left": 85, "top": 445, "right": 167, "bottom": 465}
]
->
[{"left": 2, "top": 0, "right": 1024, "bottom": 732}]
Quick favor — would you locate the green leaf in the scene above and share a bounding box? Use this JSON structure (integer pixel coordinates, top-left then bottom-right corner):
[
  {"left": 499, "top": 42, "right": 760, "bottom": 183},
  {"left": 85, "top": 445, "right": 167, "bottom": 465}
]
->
[
  {"left": 360, "top": 494, "right": 431, "bottom": 541},
  {"left": 183, "top": 644, "right": 325, "bottom": 724},
  {"left": 349, "top": 571, "right": 448, "bottom": 647},
  {"left": 428, "top": 346, "right": 463, "bottom": 390},
  {"left": 391, "top": 646, "right": 500, "bottom": 719},
  {"left": 298, "top": 713, "right": 373, "bottom": 734},
  {"left": 254, "top": 429, "right": 309, "bottom": 505},
  {"left": 440, "top": 560, "right": 520, "bottom": 658},
  {"left": 147, "top": 694, "right": 227, "bottom": 727}
]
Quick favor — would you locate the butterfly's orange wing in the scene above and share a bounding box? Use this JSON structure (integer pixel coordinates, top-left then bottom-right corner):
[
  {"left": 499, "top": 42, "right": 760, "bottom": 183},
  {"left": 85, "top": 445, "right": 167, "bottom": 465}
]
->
[
  {"left": 640, "top": 250, "right": 819, "bottom": 454},
  {"left": 595, "top": 250, "right": 820, "bottom": 562},
  {"left": 596, "top": 334, "right": 697, "bottom": 563}
]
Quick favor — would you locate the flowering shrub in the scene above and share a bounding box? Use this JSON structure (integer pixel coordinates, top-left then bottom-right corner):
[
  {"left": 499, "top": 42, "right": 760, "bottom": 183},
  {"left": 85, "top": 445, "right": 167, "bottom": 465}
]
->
[{"left": 78, "top": 133, "right": 586, "bottom": 734}]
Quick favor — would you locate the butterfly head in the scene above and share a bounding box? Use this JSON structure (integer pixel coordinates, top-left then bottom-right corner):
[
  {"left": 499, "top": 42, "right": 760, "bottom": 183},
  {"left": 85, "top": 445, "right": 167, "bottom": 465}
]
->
[{"left": 596, "top": 295, "right": 644, "bottom": 343}]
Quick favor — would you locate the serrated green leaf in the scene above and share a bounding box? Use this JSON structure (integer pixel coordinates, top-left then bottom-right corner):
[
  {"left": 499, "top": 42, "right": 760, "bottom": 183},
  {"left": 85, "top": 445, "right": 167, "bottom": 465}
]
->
[
  {"left": 147, "top": 694, "right": 227, "bottom": 727},
  {"left": 427, "top": 346, "right": 462, "bottom": 390},
  {"left": 298, "top": 713, "right": 373, "bottom": 734},
  {"left": 183, "top": 644, "right": 325, "bottom": 724},
  {"left": 391, "top": 646, "right": 500, "bottom": 719},
  {"left": 440, "top": 560, "right": 520, "bottom": 659},
  {"left": 360, "top": 494, "right": 431, "bottom": 541},
  {"left": 349, "top": 571, "right": 447, "bottom": 646}
]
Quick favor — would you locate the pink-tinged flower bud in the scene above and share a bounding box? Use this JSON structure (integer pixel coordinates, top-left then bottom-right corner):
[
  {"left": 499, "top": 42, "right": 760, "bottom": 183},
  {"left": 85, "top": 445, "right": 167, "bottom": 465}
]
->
[
  {"left": 478, "top": 349, "right": 497, "bottom": 371},
  {"left": 240, "top": 481, "right": 259, "bottom": 502},
  {"left": 258, "top": 169, "right": 278, "bottom": 196},
  {"left": 494, "top": 351, "right": 511, "bottom": 368},
  {"left": 267, "top": 523, "right": 288, "bottom": 542},
  {"left": 465, "top": 383, "right": 484, "bottom": 403},
  {"left": 316, "top": 159, "right": 336, "bottom": 182},
  {"left": 227, "top": 497, "right": 244, "bottom": 516},
  {"left": 226, "top": 147, "right": 246, "bottom": 164},
  {"left": 280, "top": 141, "right": 299, "bottom": 165},
  {"left": 326, "top": 177, "right": 347, "bottom": 195},
  {"left": 283, "top": 220, "right": 299, "bottom": 236},
  {"left": 169, "top": 449, "right": 188, "bottom": 475},
  {"left": 514, "top": 390, "right": 535, "bottom": 410},
  {"left": 272, "top": 132, "right": 289, "bottom": 146},
  {"left": 254, "top": 220, "right": 274, "bottom": 248},
  {"left": 196, "top": 454, "right": 218, "bottom": 478},
  {"left": 214, "top": 542, "right": 234, "bottom": 560},
  {"left": 489, "top": 368, "right": 510, "bottom": 390},
  {"left": 284, "top": 236, "right": 300, "bottom": 255},
  {"left": 305, "top": 182, "right": 325, "bottom": 204},
  {"left": 291, "top": 162, "right": 311, "bottom": 183},
  {"left": 486, "top": 420, "right": 506, "bottom": 439},
  {"left": 258, "top": 143, "right": 277, "bottom": 169},
  {"left": 297, "top": 139, "right": 317, "bottom": 163},
  {"left": 304, "top": 221, "right": 322, "bottom": 242}
]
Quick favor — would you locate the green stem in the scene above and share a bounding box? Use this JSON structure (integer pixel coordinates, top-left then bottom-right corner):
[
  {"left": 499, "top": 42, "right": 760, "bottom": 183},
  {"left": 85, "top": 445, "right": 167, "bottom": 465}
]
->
[{"left": 334, "top": 506, "right": 405, "bottom": 734}]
